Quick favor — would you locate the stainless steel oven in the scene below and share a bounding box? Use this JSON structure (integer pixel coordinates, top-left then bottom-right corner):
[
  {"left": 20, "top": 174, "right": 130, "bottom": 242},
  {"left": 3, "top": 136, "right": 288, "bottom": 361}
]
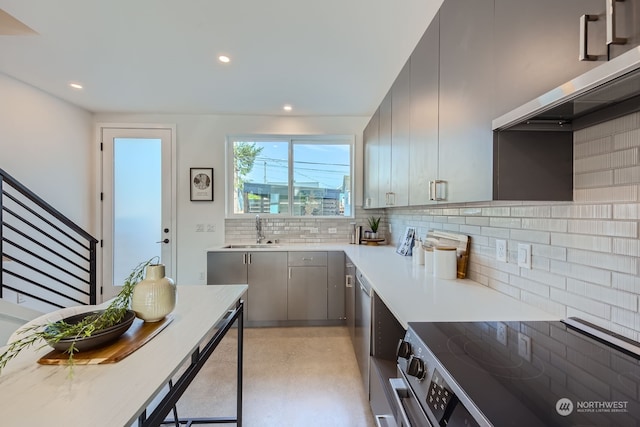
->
[{"left": 393, "top": 318, "right": 640, "bottom": 427}]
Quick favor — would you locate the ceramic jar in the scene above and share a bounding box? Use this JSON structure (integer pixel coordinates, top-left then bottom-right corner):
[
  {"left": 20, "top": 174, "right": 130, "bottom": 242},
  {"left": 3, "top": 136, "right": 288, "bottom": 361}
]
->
[
  {"left": 434, "top": 246, "right": 457, "bottom": 280},
  {"left": 132, "top": 264, "right": 176, "bottom": 322}
]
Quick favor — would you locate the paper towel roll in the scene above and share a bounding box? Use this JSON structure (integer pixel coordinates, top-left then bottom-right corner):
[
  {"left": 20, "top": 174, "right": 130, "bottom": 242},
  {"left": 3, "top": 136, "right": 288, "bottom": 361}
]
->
[{"left": 434, "top": 246, "right": 457, "bottom": 280}]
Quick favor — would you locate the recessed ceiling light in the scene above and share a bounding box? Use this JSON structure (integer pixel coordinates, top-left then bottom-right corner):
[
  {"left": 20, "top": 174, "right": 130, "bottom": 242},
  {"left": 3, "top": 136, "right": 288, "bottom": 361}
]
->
[
  {"left": 69, "top": 83, "right": 83, "bottom": 89},
  {"left": 218, "top": 55, "right": 230, "bottom": 63},
  {"left": 283, "top": 104, "right": 293, "bottom": 112}
]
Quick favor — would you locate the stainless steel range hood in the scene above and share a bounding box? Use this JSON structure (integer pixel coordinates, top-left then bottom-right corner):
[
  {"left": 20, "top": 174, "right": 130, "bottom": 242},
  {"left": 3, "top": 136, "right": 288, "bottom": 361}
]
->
[{"left": 493, "top": 46, "right": 640, "bottom": 131}]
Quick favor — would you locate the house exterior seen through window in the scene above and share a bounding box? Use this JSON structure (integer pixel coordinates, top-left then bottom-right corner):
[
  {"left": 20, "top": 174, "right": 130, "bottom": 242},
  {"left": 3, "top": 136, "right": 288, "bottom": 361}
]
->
[{"left": 227, "top": 135, "right": 353, "bottom": 217}]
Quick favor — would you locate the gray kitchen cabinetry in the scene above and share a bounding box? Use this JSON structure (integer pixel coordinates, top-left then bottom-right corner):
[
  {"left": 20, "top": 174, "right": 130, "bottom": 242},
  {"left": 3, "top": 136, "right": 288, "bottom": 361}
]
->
[
  {"left": 206, "top": 251, "right": 287, "bottom": 323},
  {"left": 409, "top": 12, "right": 439, "bottom": 206},
  {"left": 389, "top": 61, "right": 411, "bottom": 207},
  {"left": 363, "top": 108, "right": 380, "bottom": 208},
  {"left": 608, "top": 0, "right": 640, "bottom": 59},
  {"left": 363, "top": 93, "right": 391, "bottom": 209},
  {"left": 327, "top": 251, "right": 345, "bottom": 320},
  {"left": 494, "top": 0, "right": 607, "bottom": 118},
  {"left": 287, "top": 251, "right": 328, "bottom": 320},
  {"left": 437, "top": 0, "right": 495, "bottom": 203},
  {"left": 363, "top": 68, "right": 409, "bottom": 208}
]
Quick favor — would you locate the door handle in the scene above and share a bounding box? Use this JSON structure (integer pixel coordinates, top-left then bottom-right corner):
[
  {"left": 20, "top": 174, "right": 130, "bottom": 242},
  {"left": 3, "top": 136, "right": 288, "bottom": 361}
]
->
[
  {"left": 607, "top": 0, "right": 627, "bottom": 46},
  {"left": 156, "top": 238, "right": 169, "bottom": 244},
  {"left": 579, "top": 14, "right": 599, "bottom": 61}
]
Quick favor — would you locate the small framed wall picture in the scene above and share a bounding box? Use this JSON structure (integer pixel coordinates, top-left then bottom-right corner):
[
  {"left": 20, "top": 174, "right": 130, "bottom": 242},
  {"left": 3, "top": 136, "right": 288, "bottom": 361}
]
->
[{"left": 190, "top": 168, "right": 213, "bottom": 201}]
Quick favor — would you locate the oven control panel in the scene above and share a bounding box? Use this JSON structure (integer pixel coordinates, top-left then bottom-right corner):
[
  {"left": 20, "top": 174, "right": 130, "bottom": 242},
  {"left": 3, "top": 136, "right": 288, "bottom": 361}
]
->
[{"left": 398, "top": 328, "right": 488, "bottom": 427}]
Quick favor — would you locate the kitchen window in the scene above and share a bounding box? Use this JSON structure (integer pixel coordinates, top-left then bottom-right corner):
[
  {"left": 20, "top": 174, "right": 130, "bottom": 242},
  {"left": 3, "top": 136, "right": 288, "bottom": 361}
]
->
[{"left": 226, "top": 135, "right": 353, "bottom": 217}]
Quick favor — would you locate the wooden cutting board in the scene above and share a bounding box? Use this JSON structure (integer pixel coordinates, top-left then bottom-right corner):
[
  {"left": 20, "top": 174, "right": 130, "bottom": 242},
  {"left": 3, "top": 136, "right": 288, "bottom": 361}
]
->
[
  {"left": 38, "top": 315, "right": 174, "bottom": 365},
  {"left": 424, "top": 230, "right": 470, "bottom": 279}
]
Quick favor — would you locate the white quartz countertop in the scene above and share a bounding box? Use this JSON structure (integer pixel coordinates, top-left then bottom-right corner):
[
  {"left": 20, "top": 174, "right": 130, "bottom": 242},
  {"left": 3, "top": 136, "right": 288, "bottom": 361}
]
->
[
  {"left": 0, "top": 284, "right": 247, "bottom": 427},
  {"left": 210, "top": 243, "right": 558, "bottom": 327}
]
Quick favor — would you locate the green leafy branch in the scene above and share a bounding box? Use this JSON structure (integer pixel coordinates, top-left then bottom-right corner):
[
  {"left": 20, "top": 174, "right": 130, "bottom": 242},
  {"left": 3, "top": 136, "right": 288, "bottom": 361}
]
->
[{"left": 0, "top": 257, "right": 156, "bottom": 376}]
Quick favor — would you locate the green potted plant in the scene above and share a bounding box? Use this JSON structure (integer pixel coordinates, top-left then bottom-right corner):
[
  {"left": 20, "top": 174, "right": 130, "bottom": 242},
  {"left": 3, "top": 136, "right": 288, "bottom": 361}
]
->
[{"left": 367, "top": 216, "right": 381, "bottom": 238}]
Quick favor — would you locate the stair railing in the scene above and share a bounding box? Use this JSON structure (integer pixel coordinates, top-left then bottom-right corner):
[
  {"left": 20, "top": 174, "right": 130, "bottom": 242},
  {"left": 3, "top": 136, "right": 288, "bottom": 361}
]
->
[{"left": 0, "top": 168, "right": 97, "bottom": 311}]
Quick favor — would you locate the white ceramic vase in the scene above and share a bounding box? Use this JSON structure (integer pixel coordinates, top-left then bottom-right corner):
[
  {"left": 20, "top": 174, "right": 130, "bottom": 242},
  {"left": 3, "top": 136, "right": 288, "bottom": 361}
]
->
[{"left": 132, "top": 264, "right": 176, "bottom": 322}]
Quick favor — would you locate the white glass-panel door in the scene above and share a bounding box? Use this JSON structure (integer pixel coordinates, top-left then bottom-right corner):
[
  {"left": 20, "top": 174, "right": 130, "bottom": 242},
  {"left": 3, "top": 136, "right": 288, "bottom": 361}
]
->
[{"left": 101, "top": 126, "right": 175, "bottom": 301}]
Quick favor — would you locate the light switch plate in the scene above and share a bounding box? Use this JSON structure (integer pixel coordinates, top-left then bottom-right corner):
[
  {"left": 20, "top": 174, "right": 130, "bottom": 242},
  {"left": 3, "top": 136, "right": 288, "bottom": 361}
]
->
[
  {"left": 496, "top": 239, "right": 507, "bottom": 262},
  {"left": 518, "top": 243, "right": 531, "bottom": 269}
]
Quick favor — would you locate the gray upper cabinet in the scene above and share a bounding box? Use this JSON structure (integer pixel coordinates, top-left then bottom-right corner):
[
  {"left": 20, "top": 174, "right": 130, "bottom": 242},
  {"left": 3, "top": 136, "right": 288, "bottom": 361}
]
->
[
  {"left": 377, "top": 91, "right": 392, "bottom": 207},
  {"left": 438, "top": 0, "right": 495, "bottom": 203},
  {"left": 494, "top": 0, "right": 607, "bottom": 118},
  {"left": 606, "top": 0, "right": 640, "bottom": 59},
  {"left": 390, "top": 61, "right": 411, "bottom": 207},
  {"left": 409, "top": 13, "right": 439, "bottom": 206},
  {"left": 363, "top": 109, "right": 380, "bottom": 208}
]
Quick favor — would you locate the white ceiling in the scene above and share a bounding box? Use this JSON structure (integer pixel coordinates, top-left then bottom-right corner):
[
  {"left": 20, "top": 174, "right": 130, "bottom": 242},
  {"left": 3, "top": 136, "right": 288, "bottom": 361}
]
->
[{"left": 0, "top": 0, "right": 441, "bottom": 116}]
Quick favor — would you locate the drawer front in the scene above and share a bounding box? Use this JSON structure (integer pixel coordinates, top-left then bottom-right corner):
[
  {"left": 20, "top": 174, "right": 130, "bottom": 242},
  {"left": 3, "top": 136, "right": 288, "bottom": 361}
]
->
[{"left": 287, "top": 251, "right": 327, "bottom": 266}]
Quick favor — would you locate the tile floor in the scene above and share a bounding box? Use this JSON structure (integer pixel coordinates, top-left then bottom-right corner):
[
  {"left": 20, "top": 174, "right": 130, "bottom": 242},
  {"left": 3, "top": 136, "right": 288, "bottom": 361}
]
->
[{"left": 171, "top": 326, "right": 376, "bottom": 427}]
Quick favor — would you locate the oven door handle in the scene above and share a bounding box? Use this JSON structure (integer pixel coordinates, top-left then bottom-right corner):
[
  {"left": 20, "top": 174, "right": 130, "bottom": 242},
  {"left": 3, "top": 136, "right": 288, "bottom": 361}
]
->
[{"left": 389, "top": 378, "right": 413, "bottom": 427}]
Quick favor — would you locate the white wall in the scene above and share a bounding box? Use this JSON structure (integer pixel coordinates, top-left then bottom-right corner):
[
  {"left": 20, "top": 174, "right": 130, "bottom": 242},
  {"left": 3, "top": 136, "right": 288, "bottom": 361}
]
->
[
  {"left": 93, "top": 113, "right": 369, "bottom": 286},
  {"left": 0, "top": 73, "right": 95, "bottom": 230}
]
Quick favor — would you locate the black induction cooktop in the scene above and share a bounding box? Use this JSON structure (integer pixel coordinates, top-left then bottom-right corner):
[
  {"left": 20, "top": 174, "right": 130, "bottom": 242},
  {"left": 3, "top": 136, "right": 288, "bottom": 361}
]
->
[{"left": 408, "top": 319, "right": 640, "bottom": 427}]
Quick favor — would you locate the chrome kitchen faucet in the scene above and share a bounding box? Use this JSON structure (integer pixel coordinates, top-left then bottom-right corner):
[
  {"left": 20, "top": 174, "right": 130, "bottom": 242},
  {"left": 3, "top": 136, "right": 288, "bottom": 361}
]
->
[{"left": 255, "top": 214, "right": 265, "bottom": 243}]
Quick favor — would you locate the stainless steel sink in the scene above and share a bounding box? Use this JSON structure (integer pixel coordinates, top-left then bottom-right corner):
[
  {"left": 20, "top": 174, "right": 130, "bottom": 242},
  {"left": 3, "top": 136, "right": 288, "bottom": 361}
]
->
[{"left": 223, "top": 244, "right": 281, "bottom": 249}]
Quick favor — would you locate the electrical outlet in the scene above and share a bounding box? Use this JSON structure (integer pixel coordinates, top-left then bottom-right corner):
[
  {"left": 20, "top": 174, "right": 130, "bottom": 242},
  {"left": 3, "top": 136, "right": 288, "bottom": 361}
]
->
[
  {"left": 199, "top": 272, "right": 205, "bottom": 280},
  {"left": 496, "top": 239, "right": 507, "bottom": 262},
  {"left": 195, "top": 224, "right": 204, "bottom": 232},
  {"left": 206, "top": 224, "right": 216, "bottom": 232},
  {"left": 518, "top": 332, "right": 532, "bottom": 362},
  {"left": 310, "top": 227, "right": 319, "bottom": 234},
  {"left": 497, "top": 322, "right": 508, "bottom": 346},
  {"left": 518, "top": 243, "right": 531, "bottom": 269},
  {"left": 328, "top": 228, "right": 337, "bottom": 234},
  {"left": 16, "top": 293, "right": 26, "bottom": 304}
]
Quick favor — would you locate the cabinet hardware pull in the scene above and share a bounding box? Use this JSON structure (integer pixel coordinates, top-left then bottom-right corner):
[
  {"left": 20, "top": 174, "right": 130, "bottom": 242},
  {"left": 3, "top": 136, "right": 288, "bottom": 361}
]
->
[
  {"left": 579, "top": 14, "right": 599, "bottom": 61},
  {"left": 345, "top": 275, "right": 353, "bottom": 287},
  {"left": 607, "top": 0, "right": 627, "bottom": 46},
  {"left": 302, "top": 257, "right": 313, "bottom": 261},
  {"left": 243, "top": 253, "right": 247, "bottom": 264},
  {"left": 248, "top": 253, "right": 252, "bottom": 264},
  {"left": 429, "top": 180, "right": 447, "bottom": 201},
  {"left": 156, "top": 239, "right": 169, "bottom": 244},
  {"left": 288, "top": 267, "right": 292, "bottom": 279}
]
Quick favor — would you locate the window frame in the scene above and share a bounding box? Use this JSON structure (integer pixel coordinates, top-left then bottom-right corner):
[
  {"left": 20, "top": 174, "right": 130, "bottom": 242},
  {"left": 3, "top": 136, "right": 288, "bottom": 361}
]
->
[{"left": 225, "top": 134, "right": 355, "bottom": 218}]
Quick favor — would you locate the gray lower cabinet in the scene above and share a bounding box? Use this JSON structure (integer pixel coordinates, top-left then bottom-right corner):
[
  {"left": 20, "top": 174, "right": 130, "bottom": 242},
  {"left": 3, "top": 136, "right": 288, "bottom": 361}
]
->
[
  {"left": 208, "top": 250, "right": 346, "bottom": 323},
  {"left": 206, "top": 251, "right": 287, "bottom": 322},
  {"left": 328, "top": 251, "right": 345, "bottom": 320},
  {"left": 287, "top": 252, "right": 327, "bottom": 320},
  {"left": 248, "top": 252, "right": 288, "bottom": 322}
]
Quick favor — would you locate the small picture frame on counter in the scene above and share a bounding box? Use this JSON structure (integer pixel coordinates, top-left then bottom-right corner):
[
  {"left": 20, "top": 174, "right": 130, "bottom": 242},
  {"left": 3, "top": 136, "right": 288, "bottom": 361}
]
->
[
  {"left": 190, "top": 168, "right": 214, "bottom": 201},
  {"left": 396, "top": 226, "right": 415, "bottom": 256}
]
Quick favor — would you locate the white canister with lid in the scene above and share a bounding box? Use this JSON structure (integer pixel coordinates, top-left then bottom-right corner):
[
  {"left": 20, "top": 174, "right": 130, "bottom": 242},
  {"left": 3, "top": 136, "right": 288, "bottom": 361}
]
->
[
  {"left": 424, "top": 246, "right": 434, "bottom": 274},
  {"left": 434, "top": 246, "right": 457, "bottom": 280}
]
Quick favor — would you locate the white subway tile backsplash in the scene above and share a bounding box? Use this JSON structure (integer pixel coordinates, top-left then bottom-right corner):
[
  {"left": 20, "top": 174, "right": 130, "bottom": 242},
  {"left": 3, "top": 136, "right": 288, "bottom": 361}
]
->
[
  {"left": 567, "top": 278, "right": 637, "bottom": 311},
  {"left": 550, "top": 288, "right": 610, "bottom": 319},
  {"left": 550, "top": 233, "right": 611, "bottom": 252},
  {"left": 566, "top": 248, "right": 637, "bottom": 274},
  {"left": 551, "top": 204, "right": 612, "bottom": 219},
  {"left": 549, "top": 260, "right": 611, "bottom": 286},
  {"left": 567, "top": 219, "right": 637, "bottom": 237},
  {"left": 575, "top": 170, "right": 614, "bottom": 188},
  {"left": 510, "top": 206, "right": 551, "bottom": 218},
  {"left": 574, "top": 185, "right": 638, "bottom": 203},
  {"left": 510, "top": 229, "right": 550, "bottom": 244},
  {"left": 613, "top": 203, "right": 640, "bottom": 219},
  {"left": 613, "top": 128, "right": 640, "bottom": 150}
]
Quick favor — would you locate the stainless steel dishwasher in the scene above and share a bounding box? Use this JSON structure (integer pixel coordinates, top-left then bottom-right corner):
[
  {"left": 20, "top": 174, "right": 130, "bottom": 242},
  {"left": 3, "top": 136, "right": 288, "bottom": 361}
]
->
[{"left": 354, "top": 268, "right": 372, "bottom": 394}]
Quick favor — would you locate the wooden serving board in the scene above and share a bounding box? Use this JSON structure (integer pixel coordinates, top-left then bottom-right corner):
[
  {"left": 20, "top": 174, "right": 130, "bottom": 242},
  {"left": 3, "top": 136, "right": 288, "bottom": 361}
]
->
[
  {"left": 424, "top": 230, "right": 471, "bottom": 279},
  {"left": 38, "top": 315, "right": 174, "bottom": 365}
]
